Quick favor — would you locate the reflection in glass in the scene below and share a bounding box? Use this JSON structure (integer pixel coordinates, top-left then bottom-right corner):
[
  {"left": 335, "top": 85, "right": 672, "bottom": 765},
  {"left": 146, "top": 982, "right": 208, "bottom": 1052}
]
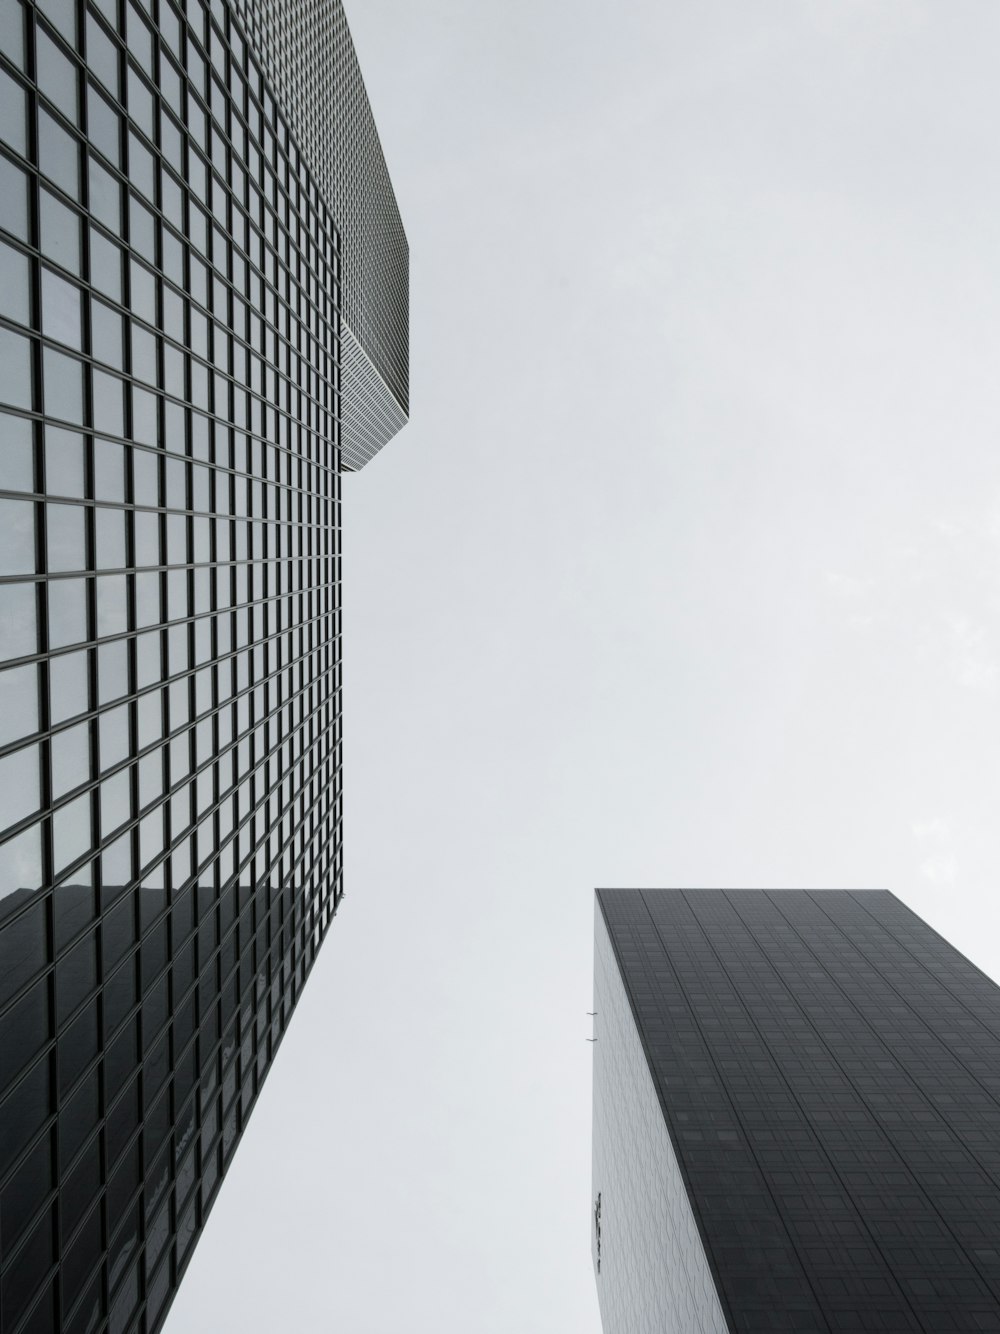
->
[{"left": 0, "top": 823, "right": 42, "bottom": 900}]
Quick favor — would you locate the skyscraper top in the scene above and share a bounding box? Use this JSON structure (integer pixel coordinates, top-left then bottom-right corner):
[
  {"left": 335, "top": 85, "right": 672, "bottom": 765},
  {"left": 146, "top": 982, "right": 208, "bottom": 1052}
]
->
[{"left": 234, "top": 0, "right": 409, "bottom": 469}]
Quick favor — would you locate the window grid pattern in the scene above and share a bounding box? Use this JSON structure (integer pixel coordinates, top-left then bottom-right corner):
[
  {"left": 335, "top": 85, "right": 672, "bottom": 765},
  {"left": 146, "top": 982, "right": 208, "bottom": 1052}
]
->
[
  {"left": 234, "top": 0, "right": 409, "bottom": 469},
  {"left": 598, "top": 889, "right": 1000, "bottom": 1334},
  {"left": 0, "top": 0, "right": 359, "bottom": 1328}
]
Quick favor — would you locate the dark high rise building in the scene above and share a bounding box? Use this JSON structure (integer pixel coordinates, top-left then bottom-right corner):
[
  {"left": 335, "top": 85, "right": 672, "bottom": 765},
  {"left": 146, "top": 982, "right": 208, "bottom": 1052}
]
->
[
  {"left": 592, "top": 889, "right": 1000, "bottom": 1334},
  {"left": 0, "top": 0, "right": 406, "bottom": 1328}
]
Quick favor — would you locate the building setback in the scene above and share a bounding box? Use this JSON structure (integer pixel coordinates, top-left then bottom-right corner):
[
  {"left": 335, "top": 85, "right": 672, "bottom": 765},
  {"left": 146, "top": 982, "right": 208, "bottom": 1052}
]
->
[
  {"left": 0, "top": 0, "right": 407, "bottom": 1330},
  {"left": 592, "top": 888, "right": 1000, "bottom": 1334}
]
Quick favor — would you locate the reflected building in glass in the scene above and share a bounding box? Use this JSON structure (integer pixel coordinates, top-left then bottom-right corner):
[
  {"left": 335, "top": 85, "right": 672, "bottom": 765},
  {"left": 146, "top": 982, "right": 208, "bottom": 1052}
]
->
[
  {"left": 0, "top": 0, "right": 407, "bottom": 1329},
  {"left": 592, "top": 889, "right": 1000, "bottom": 1334}
]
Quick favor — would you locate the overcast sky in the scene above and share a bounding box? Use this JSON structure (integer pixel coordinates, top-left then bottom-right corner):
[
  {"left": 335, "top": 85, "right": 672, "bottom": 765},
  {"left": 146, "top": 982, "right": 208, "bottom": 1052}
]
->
[{"left": 168, "top": 3, "right": 1000, "bottom": 1330}]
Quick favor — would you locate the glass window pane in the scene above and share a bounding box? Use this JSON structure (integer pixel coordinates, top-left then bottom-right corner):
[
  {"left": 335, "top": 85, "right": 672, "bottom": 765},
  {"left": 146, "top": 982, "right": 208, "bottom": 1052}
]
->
[
  {"left": 0, "top": 824, "right": 43, "bottom": 903},
  {"left": 47, "top": 576, "right": 89, "bottom": 649},
  {"left": 134, "top": 510, "right": 160, "bottom": 567},
  {"left": 129, "top": 259, "right": 156, "bottom": 323},
  {"left": 0, "top": 328, "right": 33, "bottom": 411},
  {"left": 92, "top": 369, "right": 124, "bottom": 438},
  {"left": 85, "top": 15, "right": 118, "bottom": 96},
  {"left": 132, "top": 449, "right": 158, "bottom": 506},
  {"left": 53, "top": 791, "right": 91, "bottom": 875},
  {"left": 99, "top": 703, "right": 129, "bottom": 771},
  {"left": 134, "top": 571, "right": 160, "bottom": 628},
  {"left": 43, "top": 347, "right": 83, "bottom": 425},
  {"left": 39, "top": 190, "right": 80, "bottom": 273},
  {"left": 132, "top": 385, "right": 158, "bottom": 446},
  {"left": 0, "top": 156, "right": 29, "bottom": 243},
  {"left": 46, "top": 501, "right": 86, "bottom": 573},
  {"left": 51, "top": 720, "right": 91, "bottom": 799},
  {"left": 131, "top": 324, "right": 157, "bottom": 385},
  {"left": 0, "top": 238, "right": 30, "bottom": 327},
  {"left": 1, "top": 582, "right": 38, "bottom": 661},
  {"left": 87, "top": 84, "right": 120, "bottom": 166},
  {"left": 89, "top": 229, "right": 122, "bottom": 304},
  {"left": 0, "top": 4, "right": 24, "bottom": 66},
  {"left": 94, "top": 439, "right": 124, "bottom": 503},
  {"left": 44, "top": 427, "right": 85, "bottom": 500},
  {"left": 97, "top": 638, "right": 127, "bottom": 705},
  {"left": 0, "top": 497, "right": 35, "bottom": 586},
  {"left": 95, "top": 573, "right": 127, "bottom": 638},
  {"left": 0, "top": 664, "right": 38, "bottom": 748},
  {"left": 129, "top": 192, "right": 156, "bottom": 261},
  {"left": 0, "top": 742, "right": 40, "bottom": 832},
  {"left": 0, "top": 412, "right": 33, "bottom": 494},
  {"left": 100, "top": 767, "right": 130, "bottom": 833},
  {"left": 57, "top": 932, "right": 96, "bottom": 1023},
  {"left": 41, "top": 267, "right": 82, "bottom": 348},
  {"left": 37, "top": 107, "right": 79, "bottom": 198},
  {"left": 0, "top": 68, "right": 27, "bottom": 157},
  {"left": 135, "top": 630, "right": 160, "bottom": 688},
  {"left": 95, "top": 506, "right": 126, "bottom": 569},
  {"left": 87, "top": 154, "right": 119, "bottom": 230},
  {"left": 36, "top": 27, "right": 78, "bottom": 124},
  {"left": 49, "top": 649, "right": 90, "bottom": 724},
  {"left": 91, "top": 300, "right": 123, "bottom": 370}
]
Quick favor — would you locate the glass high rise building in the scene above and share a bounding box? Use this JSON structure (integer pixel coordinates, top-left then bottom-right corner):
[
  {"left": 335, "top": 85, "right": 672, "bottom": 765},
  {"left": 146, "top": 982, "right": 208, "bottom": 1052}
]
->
[
  {"left": 593, "top": 888, "right": 1000, "bottom": 1334},
  {"left": 0, "top": 0, "right": 407, "bottom": 1329}
]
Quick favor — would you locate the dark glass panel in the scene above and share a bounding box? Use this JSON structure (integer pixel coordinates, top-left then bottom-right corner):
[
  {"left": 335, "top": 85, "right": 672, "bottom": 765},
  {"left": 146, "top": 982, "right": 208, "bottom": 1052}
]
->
[
  {"left": 0, "top": 977, "right": 49, "bottom": 1091},
  {"left": 1, "top": 1204, "right": 55, "bottom": 1331}
]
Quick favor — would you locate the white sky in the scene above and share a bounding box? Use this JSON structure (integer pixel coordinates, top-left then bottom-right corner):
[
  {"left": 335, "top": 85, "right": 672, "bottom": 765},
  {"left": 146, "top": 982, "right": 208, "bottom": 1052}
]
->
[{"left": 168, "top": 3, "right": 1000, "bottom": 1330}]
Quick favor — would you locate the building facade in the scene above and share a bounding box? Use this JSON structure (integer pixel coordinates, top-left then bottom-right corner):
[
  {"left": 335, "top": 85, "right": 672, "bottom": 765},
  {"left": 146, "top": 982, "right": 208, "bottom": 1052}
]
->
[
  {"left": 0, "top": 0, "right": 407, "bottom": 1329},
  {"left": 593, "top": 889, "right": 1000, "bottom": 1334}
]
